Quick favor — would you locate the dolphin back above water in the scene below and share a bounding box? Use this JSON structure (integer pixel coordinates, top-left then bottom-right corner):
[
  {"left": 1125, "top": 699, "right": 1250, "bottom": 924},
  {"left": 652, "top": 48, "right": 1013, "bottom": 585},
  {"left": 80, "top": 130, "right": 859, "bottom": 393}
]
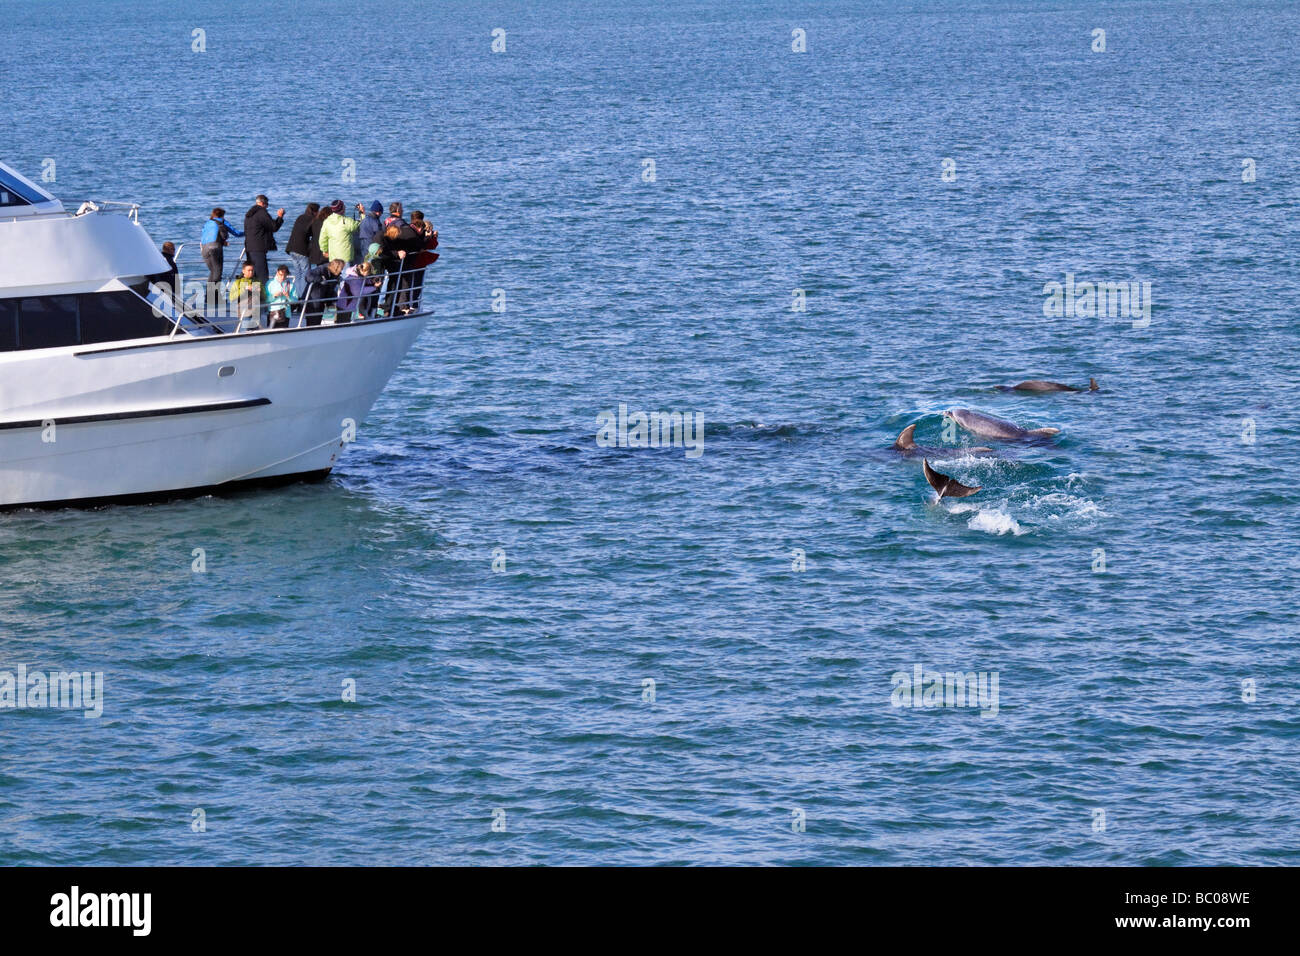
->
[
  {"left": 893, "top": 424, "right": 994, "bottom": 458},
  {"left": 945, "top": 408, "right": 1060, "bottom": 441},
  {"left": 922, "top": 459, "right": 981, "bottom": 499},
  {"left": 997, "top": 377, "right": 1099, "bottom": 393}
]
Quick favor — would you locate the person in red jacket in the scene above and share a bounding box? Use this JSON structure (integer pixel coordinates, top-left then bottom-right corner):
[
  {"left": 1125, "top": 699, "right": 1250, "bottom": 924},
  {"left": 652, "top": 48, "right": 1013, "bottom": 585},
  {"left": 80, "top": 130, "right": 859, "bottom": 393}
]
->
[{"left": 405, "top": 211, "right": 439, "bottom": 312}]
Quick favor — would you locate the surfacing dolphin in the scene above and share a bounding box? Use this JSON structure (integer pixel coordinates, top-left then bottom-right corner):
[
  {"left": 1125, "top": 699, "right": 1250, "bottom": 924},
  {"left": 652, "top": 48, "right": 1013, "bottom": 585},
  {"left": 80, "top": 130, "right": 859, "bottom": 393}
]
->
[
  {"left": 945, "top": 408, "right": 1060, "bottom": 442},
  {"left": 893, "top": 424, "right": 993, "bottom": 459},
  {"left": 996, "top": 378, "right": 1099, "bottom": 393},
  {"left": 923, "top": 459, "right": 981, "bottom": 499}
]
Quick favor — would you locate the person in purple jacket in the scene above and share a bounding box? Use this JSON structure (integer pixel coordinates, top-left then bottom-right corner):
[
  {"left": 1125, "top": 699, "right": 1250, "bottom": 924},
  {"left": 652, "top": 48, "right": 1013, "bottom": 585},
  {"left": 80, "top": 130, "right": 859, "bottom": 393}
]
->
[{"left": 335, "top": 261, "right": 382, "bottom": 323}]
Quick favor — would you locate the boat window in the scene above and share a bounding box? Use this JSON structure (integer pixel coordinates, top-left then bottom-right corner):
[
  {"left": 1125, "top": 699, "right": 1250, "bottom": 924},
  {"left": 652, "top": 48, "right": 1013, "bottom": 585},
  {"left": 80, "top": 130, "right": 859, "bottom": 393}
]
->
[
  {"left": 17, "top": 296, "right": 79, "bottom": 350},
  {"left": 0, "top": 169, "right": 45, "bottom": 207},
  {"left": 79, "top": 288, "right": 174, "bottom": 344},
  {"left": 0, "top": 299, "right": 16, "bottom": 350},
  {"left": 0, "top": 289, "right": 173, "bottom": 352}
]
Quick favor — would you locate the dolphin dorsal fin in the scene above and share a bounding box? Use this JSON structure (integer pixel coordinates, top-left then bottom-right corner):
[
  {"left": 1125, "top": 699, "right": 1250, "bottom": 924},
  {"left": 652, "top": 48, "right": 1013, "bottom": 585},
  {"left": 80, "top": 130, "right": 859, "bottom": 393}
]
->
[
  {"left": 1089, "top": 377, "right": 1099, "bottom": 391},
  {"left": 894, "top": 424, "right": 917, "bottom": 450}
]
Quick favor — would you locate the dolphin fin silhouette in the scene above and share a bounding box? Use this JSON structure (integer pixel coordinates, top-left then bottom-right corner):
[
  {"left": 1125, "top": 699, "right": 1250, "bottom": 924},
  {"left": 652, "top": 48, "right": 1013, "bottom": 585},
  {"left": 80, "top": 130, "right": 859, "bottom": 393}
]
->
[
  {"left": 1089, "top": 377, "right": 1099, "bottom": 391},
  {"left": 923, "top": 459, "right": 981, "bottom": 499},
  {"left": 894, "top": 424, "right": 917, "bottom": 450}
]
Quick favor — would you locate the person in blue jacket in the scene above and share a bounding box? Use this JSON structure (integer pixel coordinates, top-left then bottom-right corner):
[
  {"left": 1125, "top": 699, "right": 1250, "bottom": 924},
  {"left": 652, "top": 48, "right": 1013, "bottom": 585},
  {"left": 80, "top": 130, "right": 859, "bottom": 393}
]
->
[
  {"left": 357, "top": 200, "right": 385, "bottom": 257},
  {"left": 200, "top": 207, "right": 242, "bottom": 305}
]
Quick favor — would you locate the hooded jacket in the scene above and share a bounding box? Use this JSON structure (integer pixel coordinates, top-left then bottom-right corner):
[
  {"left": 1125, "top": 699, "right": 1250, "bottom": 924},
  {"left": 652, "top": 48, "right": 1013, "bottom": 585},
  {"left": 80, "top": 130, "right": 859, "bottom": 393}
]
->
[
  {"left": 318, "top": 213, "right": 361, "bottom": 263},
  {"left": 358, "top": 212, "right": 385, "bottom": 252}
]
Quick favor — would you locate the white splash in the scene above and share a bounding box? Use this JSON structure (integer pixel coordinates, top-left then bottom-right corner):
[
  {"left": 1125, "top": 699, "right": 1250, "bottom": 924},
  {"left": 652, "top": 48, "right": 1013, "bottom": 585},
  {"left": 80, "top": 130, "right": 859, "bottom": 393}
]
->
[{"left": 945, "top": 501, "right": 1027, "bottom": 536}]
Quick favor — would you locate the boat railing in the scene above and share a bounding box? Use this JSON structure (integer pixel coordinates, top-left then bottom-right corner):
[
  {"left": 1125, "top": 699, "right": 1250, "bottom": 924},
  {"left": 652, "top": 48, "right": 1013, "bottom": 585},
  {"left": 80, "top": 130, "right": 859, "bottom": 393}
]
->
[
  {"left": 123, "top": 282, "right": 220, "bottom": 339},
  {"left": 141, "top": 260, "right": 427, "bottom": 338},
  {"left": 73, "top": 200, "right": 141, "bottom": 224}
]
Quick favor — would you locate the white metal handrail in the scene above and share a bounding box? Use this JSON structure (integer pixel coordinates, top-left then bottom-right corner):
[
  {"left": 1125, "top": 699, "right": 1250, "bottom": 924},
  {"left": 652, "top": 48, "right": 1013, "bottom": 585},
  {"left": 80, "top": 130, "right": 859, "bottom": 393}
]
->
[
  {"left": 144, "top": 261, "right": 427, "bottom": 337},
  {"left": 73, "top": 200, "right": 141, "bottom": 223}
]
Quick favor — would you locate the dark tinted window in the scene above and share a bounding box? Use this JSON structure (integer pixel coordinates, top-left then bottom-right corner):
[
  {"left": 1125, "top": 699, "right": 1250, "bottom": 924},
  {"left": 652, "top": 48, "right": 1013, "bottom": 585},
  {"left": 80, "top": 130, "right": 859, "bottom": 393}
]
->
[
  {"left": 0, "top": 299, "right": 16, "bottom": 350},
  {"left": 18, "top": 296, "right": 79, "bottom": 350},
  {"left": 0, "top": 169, "right": 46, "bottom": 207},
  {"left": 1, "top": 290, "right": 173, "bottom": 351},
  {"left": 79, "top": 288, "right": 173, "bottom": 344}
]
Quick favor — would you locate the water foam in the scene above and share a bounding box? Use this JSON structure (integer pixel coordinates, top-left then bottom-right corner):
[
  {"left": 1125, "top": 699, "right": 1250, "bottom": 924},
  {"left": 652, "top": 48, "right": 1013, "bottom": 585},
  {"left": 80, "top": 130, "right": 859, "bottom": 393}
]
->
[{"left": 946, "top": 501, "right": 1027, "bottom": 536}]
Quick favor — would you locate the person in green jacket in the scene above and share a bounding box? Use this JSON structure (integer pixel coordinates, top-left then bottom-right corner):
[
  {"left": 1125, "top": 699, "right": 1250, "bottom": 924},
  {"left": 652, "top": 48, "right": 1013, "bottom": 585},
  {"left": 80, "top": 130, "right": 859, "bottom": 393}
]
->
[
  {"left": 228, "top": 262, "right": 264, "bottom": 332},
  {"left": 318, "top": 199, "right": 361, "bottom": 264}
]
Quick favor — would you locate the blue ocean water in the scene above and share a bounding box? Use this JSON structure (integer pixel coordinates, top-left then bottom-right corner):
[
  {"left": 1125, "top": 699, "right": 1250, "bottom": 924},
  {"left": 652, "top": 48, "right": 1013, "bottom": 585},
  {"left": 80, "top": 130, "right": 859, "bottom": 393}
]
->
[{"left": 1, "top": 0, "right": 1298, "bottom": 865}]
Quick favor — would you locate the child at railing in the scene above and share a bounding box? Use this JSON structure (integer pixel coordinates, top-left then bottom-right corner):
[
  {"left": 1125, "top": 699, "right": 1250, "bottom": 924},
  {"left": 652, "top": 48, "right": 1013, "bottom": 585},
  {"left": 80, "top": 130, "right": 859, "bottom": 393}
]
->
[{"left": 265, "top": 264, "right": 299, "bottom": 329}]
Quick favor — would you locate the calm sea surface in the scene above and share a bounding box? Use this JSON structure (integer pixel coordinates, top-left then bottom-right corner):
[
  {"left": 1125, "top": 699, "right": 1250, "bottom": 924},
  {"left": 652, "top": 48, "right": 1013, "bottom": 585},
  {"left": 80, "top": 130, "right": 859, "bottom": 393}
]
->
[{"left": 1, "top": 0, "right": 1298, "bottom": 864}]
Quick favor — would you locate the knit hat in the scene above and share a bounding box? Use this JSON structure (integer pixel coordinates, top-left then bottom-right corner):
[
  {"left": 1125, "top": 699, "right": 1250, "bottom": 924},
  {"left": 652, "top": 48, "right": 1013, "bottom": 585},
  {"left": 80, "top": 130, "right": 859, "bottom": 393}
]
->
[
  {"left": 368, "top": 200, "right": 383, "bottom": 214},
  {"left": 330, "top": 199, "right": 345, "bottom": 214}
]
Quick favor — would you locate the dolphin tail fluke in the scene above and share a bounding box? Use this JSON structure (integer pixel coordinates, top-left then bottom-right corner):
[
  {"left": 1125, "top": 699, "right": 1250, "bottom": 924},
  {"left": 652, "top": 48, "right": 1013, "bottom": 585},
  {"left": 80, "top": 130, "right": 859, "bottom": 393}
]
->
[
  {"left": 923, "top": 459, "right": 981, "bottom": 499},
  {"left": 894, "top": 424, "right": 918, "bottom": 450},
  {"left": 1089, "top": 377, "right": 1099, "bottom": 391},
  {"left": 1029, "top": 427, "right": 1061, "bottom": 437}
]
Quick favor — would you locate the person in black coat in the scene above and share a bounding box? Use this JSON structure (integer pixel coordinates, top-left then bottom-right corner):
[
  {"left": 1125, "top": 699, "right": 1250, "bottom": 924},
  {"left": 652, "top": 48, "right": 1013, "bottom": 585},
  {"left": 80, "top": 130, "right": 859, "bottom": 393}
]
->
[
  {"left": 147, "top": 241, "right": 181, "bottom": 309},
  {"left": 243, "top": 194, "right": 285, "bottom": 282},
  {"left": 300, "top": 259, "right": 345, "bottom": 326},
  {"left": 148, "top": 241, "right": 179, "bottom": 288},
  {"left": 285, "top": 203, "right": 319, "bottom": 290},
  {"left": 375, "top": 223, "right": 425, "bottom": 315},
  {"left": 308, "top": 206, "right": 332, "bottom": 266}
]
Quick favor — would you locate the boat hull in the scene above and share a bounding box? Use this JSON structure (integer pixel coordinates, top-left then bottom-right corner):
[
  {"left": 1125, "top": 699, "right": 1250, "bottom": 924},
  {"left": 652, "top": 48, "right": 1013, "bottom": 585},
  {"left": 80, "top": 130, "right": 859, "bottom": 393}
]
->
[{"left": 0, "top": 314, "right": 429, "bottom": 508}]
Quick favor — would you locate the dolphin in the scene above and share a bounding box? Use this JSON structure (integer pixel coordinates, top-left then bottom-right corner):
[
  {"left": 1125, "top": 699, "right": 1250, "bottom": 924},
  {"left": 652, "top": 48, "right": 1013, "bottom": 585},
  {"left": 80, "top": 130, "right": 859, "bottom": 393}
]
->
[
  {"left": 945, "top": 408, "right": 1060, "bottom": 441},
  {"left": 893, "top": 424, "right": 994, "bottom": 459},
  {"left": 996, "top": 378, "right": 1099, "bottom": 393},
  {"left": 922, "top": 459, "right": 981, "bottom": 499}
]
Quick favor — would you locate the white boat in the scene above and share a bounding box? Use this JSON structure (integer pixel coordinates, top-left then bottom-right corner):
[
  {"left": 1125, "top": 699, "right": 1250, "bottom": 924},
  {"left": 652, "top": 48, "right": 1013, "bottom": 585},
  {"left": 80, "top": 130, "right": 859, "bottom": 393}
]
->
[{"left": 0, "top": 162, "right": 432, "bottom": 509}]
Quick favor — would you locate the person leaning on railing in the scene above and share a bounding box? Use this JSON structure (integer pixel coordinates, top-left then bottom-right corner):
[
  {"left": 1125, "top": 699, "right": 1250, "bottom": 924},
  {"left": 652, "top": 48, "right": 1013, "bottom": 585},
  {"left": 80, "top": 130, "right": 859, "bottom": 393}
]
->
[
  {"left": 405, "top": 213, "right": 439, "bottom": 311},
  {"left": 300, "top": 259, "right": 346, "bottom": 327},
  {"left": 336, "top": 261, "right": 383, "bottom": 324},
  {"left": 374, "top": 221, "right": 426, "bottom": 315}
]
